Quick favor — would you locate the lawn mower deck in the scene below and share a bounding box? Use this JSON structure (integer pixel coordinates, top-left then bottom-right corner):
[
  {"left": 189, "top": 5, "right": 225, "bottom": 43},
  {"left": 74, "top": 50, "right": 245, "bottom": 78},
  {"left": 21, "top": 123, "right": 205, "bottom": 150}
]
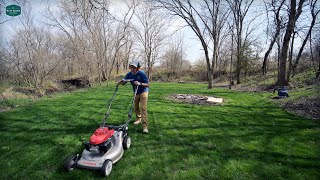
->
[
  {"left": 64, "top": 79, "right": 136, "bottom": 177},
  {"left": 77, "top": 128, "right": 129, "bottom": 170}
]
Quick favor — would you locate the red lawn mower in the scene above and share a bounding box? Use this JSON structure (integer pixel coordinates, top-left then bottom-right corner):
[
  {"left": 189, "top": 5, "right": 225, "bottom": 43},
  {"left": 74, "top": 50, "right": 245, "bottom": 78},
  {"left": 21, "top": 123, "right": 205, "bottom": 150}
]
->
[{"left": 64, "top": 79, "right": 137, "bottom": 177}]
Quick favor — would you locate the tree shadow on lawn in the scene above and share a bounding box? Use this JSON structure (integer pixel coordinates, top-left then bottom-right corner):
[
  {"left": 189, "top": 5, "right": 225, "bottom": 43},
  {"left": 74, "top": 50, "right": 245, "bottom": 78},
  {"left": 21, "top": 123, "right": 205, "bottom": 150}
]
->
[
  {"left": 1, "top": 90, "right": 319, "bottom": 179},
  {"left": 0, "top": 114, "right": 106, "bottom": 179},
  {"left": 122, "top": 120, "right": 320, "bottom": 179},
  {"left": 142, "top": 104, "right": 320, "bottom": 178},
  {"left": 0, "top": 93, "right": 141, "bottom": 178}
]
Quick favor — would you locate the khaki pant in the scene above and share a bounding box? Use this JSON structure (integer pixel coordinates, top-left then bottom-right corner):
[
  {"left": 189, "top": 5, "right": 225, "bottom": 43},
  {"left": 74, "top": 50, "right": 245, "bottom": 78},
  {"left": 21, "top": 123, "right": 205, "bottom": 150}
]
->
[{"left": 134, "top": 92, "right": 148, "bottom": 128}]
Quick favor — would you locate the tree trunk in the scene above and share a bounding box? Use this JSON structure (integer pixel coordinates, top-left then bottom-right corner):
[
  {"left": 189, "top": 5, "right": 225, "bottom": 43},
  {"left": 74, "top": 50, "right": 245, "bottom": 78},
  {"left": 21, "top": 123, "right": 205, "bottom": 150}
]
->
[
  {"left": 278, "top": 0, "right": 297, "bottom": 86},
  {"left": 262, "top": 30, "right": 280, "bottom": 75},
  {"left": 236, "top": 46, "right": 241, "bottom": 84},
  {"left": 148, "top": 68, "right": 152, "bottom": 81},
  {"left": 203, "top": 41, "right": 213, "bottom": 89},
  {"left": 277, "top": 37, "right": 281, "bottom": 84},
  {"left": 278, "top": 0, "right": 304, "bottom": 86},
  {"left": 292, "top": 5, "right": 319, "bottom": 77},
  {"left": 287, "top": 32, "right": 295, "bottom": 83},
  {"left": 236, "top": 17, "right": 242, "bottom": 85},
  {"left": 229, "top": 33, "right": 234, "bottom": 89},
  {"left": 317, "top": 49, "right": 320, "bottom": 78},
  {"left": 262, "top": 0, "right": 285, "bottom": 75}
]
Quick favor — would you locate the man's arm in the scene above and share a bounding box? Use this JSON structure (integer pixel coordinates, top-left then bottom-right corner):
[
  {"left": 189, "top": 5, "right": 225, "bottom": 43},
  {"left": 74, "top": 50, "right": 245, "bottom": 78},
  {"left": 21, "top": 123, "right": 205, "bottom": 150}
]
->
[
  {"left": 118, "top": 80, "right": 126, "bottom": 85},
  {"left": 118, "top": 73, "right": 130, "bottom": 85},
  {"left": 134, "top": 81, "right": 149, "bottom": 87},
  {"left": 141, "top": 72, "right": 149, "bottom": 87}
]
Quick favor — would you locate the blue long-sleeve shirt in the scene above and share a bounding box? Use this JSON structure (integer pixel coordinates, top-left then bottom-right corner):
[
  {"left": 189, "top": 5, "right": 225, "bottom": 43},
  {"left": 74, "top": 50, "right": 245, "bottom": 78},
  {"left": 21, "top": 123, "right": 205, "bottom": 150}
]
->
[{"left": 124, "top": 70, "right": 149, "bottom": 94}]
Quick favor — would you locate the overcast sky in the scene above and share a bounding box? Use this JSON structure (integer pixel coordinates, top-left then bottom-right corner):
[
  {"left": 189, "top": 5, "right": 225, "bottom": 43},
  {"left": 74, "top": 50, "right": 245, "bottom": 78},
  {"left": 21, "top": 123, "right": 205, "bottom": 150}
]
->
[
  {"left": 0, "top": 0, "right": 282, "bottom": 64},
  {"left": 0, "top": 0, "right": 207, "bottom": 63}
]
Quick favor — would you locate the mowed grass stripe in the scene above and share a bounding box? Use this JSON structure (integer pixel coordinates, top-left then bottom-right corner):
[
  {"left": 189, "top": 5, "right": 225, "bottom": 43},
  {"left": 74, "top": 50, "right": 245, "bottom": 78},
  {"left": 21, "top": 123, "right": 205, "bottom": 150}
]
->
[{"left": 0, "top": 82, "right": 319, "bottom": 179}]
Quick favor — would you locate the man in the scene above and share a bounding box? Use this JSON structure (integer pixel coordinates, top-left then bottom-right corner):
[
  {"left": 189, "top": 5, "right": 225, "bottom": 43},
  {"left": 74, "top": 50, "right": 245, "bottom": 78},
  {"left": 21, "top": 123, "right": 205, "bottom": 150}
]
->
[{"left": 118, "top": 61, "right": 150, "bottom": 134}]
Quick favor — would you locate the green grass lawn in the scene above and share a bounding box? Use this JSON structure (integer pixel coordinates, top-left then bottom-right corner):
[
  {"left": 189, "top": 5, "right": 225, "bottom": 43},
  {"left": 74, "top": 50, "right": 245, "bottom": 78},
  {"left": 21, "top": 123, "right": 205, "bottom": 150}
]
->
[{"left": 0, "top": 82, "right": 319, "bottom": 179}]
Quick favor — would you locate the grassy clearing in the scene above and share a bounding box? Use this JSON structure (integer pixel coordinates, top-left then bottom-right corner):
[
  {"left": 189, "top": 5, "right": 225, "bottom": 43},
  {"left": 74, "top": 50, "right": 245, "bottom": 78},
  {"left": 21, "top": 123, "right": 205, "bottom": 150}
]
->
[{"left": 0, "top": 82, "right": 319, "bottom": 179}]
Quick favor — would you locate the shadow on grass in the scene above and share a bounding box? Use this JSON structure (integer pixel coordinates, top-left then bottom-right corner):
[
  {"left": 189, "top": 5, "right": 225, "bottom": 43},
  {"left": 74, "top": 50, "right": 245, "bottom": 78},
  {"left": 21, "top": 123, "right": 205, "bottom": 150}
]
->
[{"left": 0, "top": 83, "right": 319, "bottom": 179}]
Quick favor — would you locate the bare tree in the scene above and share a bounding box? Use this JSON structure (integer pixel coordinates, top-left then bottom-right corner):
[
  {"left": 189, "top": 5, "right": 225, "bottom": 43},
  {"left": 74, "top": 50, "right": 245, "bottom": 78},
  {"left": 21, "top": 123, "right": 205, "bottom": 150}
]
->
[
  {"left": 194, "top": 0, "right": 230, "bottom": 86},
  {"left": 0, "top": 49, "right": 8, "bottom": 81},
  {"left": 226, "top": 0, "right": 254, "bottom": 84},
  {"left": 133, "top": 2, "right": 168, "bottom": 80},
  {"left": 158, "top": 0, "right": 223, "bottom": 89},
  {"left": 292, "top": 0, "right": 320, "bottom": 77},
  {"left": 117, "top": 36, "right": 134, "bottom": 74},
  {"left": 262, "top": 0, "right": 286, "bottom": 75},
  {"left": 45, "top": 1, "right": 91, "bottom": 77},
  {"left": 161, "top": 34, "right": 185, "bottom": 78},
  {"left": 6, "top": 8, "right": 60, "bottom": 92},
  {"left": 314, "top": 34, "right": 320, "bottom": 78},
  {"left": 77, "top": 0, "right": 137, "bottom": 83},
  {"left": 76, "top": 0, "right": 113, "bottom": 84},
  {"left": 46, "top": 0, "right": 136, "bottom": 84},
  {"left": 106, "top": 1, "right": 137, "bottom": 80},
  {"left": 278, "top": 0, "right": 305, "bottom": 87},
  {"left": 229, "top": 23, "right": 235, "bottom": 89}
]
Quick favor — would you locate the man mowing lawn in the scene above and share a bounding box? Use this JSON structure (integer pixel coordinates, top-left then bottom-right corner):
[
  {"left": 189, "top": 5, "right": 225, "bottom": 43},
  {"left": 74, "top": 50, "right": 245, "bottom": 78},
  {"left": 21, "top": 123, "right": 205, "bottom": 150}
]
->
[{"left": 118, "top": 61, "right": 150, "bottom": 134}]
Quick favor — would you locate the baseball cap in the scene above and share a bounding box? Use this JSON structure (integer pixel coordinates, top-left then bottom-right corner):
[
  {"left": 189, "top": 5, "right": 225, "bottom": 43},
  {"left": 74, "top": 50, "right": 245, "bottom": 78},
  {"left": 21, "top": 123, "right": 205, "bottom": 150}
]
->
[{"left": 129, "top": 61, "right": 140, "bottom": 68}]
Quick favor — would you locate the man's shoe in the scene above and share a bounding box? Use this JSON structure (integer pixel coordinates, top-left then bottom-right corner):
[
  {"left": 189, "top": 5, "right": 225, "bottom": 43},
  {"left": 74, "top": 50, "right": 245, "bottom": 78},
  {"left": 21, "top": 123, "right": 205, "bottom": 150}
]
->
[
  {"left": 143, "top": 128, "right": 149, "bottom": 134},
  {"left": 133, "top": 120, "right": 141, "bottom": 125}
]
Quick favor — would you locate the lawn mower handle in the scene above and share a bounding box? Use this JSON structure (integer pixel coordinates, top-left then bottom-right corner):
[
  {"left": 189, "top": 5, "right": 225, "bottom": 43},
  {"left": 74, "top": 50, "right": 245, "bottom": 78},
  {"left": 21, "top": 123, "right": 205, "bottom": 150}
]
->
[
  {"left": 122, "top": 79, "right": 134, "bottom": 82},
  {"left": 100, "top": 79, "right": 139, "bottom": 128},
  {"left": 124, "top": 83, "right": 139, "bottom": 127}
]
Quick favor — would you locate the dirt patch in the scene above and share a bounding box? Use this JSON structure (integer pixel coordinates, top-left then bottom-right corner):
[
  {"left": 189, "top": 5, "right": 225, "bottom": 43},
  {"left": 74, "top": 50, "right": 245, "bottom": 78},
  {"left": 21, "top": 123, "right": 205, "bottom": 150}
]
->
[
  {"left": 0, "top": 107, "right": 9, "bottom": 112},
  {"left": 169, "top": 94, "right": 223, "bottom": 105},
  {"left": 60, "top": 76, "right": 91, "bottom": 89},
  {"left": 1, "top": 87, "right": 29, "bottom": 99},
  {"left": 281, "top": 96, "right": 320, "bottom": 120},
  {"left": 232, "top": 84, "right": 276, "bottom": 92},
  {"left": 231, "top": 82, "right": 320, "bottom": 120},
  {"left": 0, "top": 77, "right": 92, "bottom": 112}
]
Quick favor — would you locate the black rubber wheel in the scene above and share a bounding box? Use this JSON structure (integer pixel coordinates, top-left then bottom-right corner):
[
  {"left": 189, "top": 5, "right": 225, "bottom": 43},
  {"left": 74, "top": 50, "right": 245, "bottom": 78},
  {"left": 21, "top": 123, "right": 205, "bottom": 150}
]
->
[
  {"left": 101, "top": 159, "right": 113, "bottom": 177},
  {"left": 123, "top": 136, "right": 131, "bottom": 150},
  {"left": 64, "top": 154, "right": 78, "bottom": 171}
]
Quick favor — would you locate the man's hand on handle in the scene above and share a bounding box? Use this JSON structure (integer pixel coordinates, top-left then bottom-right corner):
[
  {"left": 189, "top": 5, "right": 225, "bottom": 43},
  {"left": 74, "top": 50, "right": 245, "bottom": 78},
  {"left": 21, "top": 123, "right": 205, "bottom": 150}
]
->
[{"left": 133, "top": 81, "right": 141, "bottom": 86}]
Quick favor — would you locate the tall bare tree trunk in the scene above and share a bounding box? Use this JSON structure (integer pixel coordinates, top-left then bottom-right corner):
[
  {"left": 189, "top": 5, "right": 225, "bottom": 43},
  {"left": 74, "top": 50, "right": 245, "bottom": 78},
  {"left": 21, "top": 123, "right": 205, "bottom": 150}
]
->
[
  {"left": 317, "top": 46, "right": 320, "bottom": 78},
  {"left": 287, "top": 32, "right": 296, "bottom": 83},
  {"left": 227, "top": 0, "right": 254, "bottom": 84},
  {"left": 278, "top": 0, "right": 304, "bottom": 87},
  {"left": 157, "top": 0, "right": 214, "bottom": 89},
  {"left": 229, "top": 32, "right": 234, "bottom": 89},
  {"left": 262, "top": 0, "right": 285, "bottom": 76},
  {"left": 292, "top": 0, "right": 320, "bottom": 77},
  {"left": 277, "top": 36, "right": 281, "bottom": 84}
]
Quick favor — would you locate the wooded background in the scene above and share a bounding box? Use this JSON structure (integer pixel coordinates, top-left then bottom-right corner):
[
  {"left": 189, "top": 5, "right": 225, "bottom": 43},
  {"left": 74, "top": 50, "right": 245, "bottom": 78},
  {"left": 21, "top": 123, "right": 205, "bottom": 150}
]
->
[{"left": 0, "top": 0, "right": 319, "bottom": 91}]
